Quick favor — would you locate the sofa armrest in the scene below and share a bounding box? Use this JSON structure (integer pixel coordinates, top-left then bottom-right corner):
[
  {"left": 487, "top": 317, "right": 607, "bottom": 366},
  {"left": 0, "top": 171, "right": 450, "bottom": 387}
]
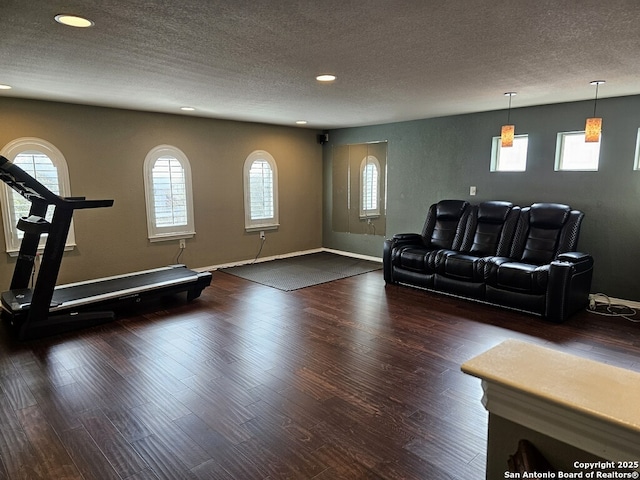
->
[
  {"left": 556, "top": 252, "right": 593, "bottom": 274},
  {"left": 391, "top": 233, "right": 424, "bottom": 244},
  {"left": 546, "top": 255, "right": 594, "bottom": 322},
  {"left": 383, "top": 233, "right": 425, "bottom": 284}
]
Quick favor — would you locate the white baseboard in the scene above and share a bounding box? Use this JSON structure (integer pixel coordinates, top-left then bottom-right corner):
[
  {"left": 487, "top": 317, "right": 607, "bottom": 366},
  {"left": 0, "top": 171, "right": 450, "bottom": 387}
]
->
[
  {"left": 625, "top": 300, "right": 640, "bottom": 309},
  {"left": 321, "top": 248, "right": 382, "bottom": 263},
  {"left": 590, "top": 293, "right": 640, "bottom": 310},
  {"left": 616, "top": 298, "right": 640, "bottom": 310},
  {"left": 193, "top": 247, "right": 381, "bottom": 274}
]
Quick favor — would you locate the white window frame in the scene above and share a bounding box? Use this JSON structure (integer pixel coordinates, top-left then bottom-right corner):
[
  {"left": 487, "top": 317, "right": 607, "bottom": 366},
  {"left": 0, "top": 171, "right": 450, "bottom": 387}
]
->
[
  {"left": 0, "top": 137, "right": 76, "bottom": 255},
  {"left": 490, "top": 134, "right": 529, "bottom": 172},
  {"left": 143, "top": 145, "right": 195, "bottom": 242},
  {"left": 555, "top": 131, "right": 601, "bottom": 171},
  {"left": 634, "top": 128, "right": 640, "bottom": 171},
  {"left": 359, "top": 155, "right": 381, "bottom": 218},
  {"left": 243, "top": 150, "right": 279, "bottom": 232}
]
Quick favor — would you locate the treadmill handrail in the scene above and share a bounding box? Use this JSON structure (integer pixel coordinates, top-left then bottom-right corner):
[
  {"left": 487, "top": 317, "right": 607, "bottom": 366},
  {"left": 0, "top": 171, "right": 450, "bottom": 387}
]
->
[
  {"left": 0, "top": 155, "right": 113, "bottom": 209},
  {"left": 0, "top": 154, "right": 114, "bottom": 339},
  {"left": 60, "top": 197, "right": 115, "bottom": 210}
]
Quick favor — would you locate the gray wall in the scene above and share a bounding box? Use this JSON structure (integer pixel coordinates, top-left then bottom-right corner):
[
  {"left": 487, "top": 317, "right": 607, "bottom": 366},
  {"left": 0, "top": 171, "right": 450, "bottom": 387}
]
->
[{"left": 323, "top": 95, "right": 640, "bottom": 301}]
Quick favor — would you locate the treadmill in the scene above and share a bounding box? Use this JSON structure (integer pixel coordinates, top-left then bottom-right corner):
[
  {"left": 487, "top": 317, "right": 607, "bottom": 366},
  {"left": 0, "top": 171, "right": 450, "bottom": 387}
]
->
[{"left": 0, "top": 155, "right": 212, "bottom": 340}]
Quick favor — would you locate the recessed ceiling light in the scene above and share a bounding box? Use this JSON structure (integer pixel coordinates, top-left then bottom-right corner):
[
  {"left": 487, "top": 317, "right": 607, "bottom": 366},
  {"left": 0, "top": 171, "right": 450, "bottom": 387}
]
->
[
  {"left": 316, "top": 74, "right": 336, "bottom": 82},
  {"left": 54, "top": 14, "right": 95, "bottom": 28},
  {"left": 180, "top": 106, "right": 196, "bottom": 111},
  {"left": 0, "top": 84, "right": 12, "bottom": 90},
  {"left": 296, "top": 120, "right": 308, "bottom": 125}
]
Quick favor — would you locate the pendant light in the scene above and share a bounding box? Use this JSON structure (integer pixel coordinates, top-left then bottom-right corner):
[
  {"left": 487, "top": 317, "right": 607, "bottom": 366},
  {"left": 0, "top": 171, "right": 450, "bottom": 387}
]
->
[
  {"left": 585, "top": 80, "right": 605, "bottom": 143},
  {"left": 501, "top": 92, "right": 517, "bottom": 147}
]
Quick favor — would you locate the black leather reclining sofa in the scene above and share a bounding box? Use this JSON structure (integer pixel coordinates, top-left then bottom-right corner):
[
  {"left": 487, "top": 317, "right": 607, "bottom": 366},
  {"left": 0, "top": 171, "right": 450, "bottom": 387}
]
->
[{"left": 383, "top": 200, "right": 594, "bottom": 322}]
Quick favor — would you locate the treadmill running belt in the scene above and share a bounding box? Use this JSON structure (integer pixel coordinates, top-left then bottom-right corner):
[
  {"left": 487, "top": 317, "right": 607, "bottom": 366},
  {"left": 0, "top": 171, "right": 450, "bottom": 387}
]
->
[{"left": 51, "top": 267, "right": 197, "bottom": 305}]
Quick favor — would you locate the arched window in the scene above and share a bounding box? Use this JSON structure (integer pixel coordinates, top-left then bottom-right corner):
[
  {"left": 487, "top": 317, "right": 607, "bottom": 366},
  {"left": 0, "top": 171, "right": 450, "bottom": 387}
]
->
[
  {"left": 143, "top": 145, "right": 195, "bottom": 242},
  {"left": 0, "top": 138, "right": 75, "bottom": 254},
  {"left": 360, "top": 155, "right": 381, "bottom": 218},
  {"left": 243, "top": 150, "right": 279, "bottom": 231}
]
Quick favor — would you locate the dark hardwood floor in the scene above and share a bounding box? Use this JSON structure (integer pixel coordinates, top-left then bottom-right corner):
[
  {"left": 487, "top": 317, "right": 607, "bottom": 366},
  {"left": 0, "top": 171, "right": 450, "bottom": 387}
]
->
[{"left": 0, "top": 269, "right": 639, "bottom": 480}]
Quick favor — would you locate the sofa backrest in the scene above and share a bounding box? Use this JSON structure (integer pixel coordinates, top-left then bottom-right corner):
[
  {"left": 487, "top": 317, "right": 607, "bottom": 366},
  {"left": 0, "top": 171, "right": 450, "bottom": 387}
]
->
[
  {"left": 509, "top": 203, "right": 584, "bottom": 264},
  {"left": 421, "top": 199, "right": 470, "bottom": 250},
  {"left": 461, "top": 201, "right": 520, "bottom": 256}
]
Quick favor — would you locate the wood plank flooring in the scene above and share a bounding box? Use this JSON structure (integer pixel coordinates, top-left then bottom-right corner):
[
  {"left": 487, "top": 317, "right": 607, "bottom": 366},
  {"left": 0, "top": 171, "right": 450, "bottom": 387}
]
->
[{"left": 0, "top": 269, "right": 639, "bottom": 479}]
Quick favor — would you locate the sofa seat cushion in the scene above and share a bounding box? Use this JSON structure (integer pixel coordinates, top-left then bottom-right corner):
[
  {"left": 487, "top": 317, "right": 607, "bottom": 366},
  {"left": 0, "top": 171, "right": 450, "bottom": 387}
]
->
[
  {"left": 439, "top": 252, "right": 486, "bottom": 282},
  {"left": 393, "top": 246, "right": 439, "bottom": 273},
  {"left": 489, "top": 261, "right": 550, "bottom": 294},
  {"left": 394, "top": 247, "right": 427, "bottom": 271}
]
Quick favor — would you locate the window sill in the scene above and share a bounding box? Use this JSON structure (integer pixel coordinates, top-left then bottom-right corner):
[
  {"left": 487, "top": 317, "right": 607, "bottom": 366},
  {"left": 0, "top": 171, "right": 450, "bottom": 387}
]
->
[
  {"left": 245, "top": 224, "right": 279, "bottom": 233},
  {"left": 6, "top": 244, "right": 76, "bottom": 257},
  {"left": 148, "top": 232, "right": 195, "bottom": 243}
]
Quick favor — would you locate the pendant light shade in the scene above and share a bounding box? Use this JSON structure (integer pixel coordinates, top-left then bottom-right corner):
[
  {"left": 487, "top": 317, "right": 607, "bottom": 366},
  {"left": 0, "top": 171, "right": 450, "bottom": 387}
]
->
[
  {"left": 501, "top": 92, "right": 517, "bottom": 147},
  {"left": 585, "top": 117, "right": 602, "bottom": 143},
  {"left": 500, "top": 125, "right": 515, "bottom": 147},
  {"left": 585, "top": 81, "right": 605, "bottom": 143}
]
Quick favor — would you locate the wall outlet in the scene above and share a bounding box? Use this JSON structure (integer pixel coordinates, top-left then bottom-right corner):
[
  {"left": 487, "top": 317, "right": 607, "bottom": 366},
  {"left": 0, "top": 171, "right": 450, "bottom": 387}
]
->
[
  {"left": 260, "top": 231, "right": 265, "bottom": 240},
  {"left": 179, "top": 239, "right": 186, "bottom": 249},
  {"left": 470, "top": 186, "right": 477, "bottom": 196}
]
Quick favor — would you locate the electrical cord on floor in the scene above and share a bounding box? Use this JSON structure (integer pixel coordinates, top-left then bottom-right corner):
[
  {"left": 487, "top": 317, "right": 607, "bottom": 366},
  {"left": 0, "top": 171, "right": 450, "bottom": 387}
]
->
[
  {"left": 587, "top": 293, "right": 639, "bottom": 323},
  {"left": 250, "top": 237, "right": 266, "bottom": 264}
]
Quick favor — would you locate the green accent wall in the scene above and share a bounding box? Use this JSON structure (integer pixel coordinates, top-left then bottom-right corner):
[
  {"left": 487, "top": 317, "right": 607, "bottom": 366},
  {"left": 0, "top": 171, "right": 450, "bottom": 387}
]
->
[{"left": 324, "top": 95, "right": 640, "bottom": 301}]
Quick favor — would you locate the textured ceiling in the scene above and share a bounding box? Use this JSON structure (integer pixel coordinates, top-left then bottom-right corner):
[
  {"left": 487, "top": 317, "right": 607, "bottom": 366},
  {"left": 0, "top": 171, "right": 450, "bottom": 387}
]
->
[{"left": 2, "top": 0, "right": 640, "bottom": 128}]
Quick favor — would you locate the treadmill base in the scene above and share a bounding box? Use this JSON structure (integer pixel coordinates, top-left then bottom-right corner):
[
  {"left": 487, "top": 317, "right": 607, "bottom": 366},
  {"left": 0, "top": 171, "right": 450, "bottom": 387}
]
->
[{"left": 2, "top": 265, "right": 212, "bottom": 340}]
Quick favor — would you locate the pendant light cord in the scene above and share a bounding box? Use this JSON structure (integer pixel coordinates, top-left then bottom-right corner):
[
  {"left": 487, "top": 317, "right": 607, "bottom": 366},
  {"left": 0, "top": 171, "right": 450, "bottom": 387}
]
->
[
  {"left": 505, "top": 92, "right": 516, "bottom": 123},
  {"left": 590, "top": 80, "right": 605, "bottom": 117}
]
